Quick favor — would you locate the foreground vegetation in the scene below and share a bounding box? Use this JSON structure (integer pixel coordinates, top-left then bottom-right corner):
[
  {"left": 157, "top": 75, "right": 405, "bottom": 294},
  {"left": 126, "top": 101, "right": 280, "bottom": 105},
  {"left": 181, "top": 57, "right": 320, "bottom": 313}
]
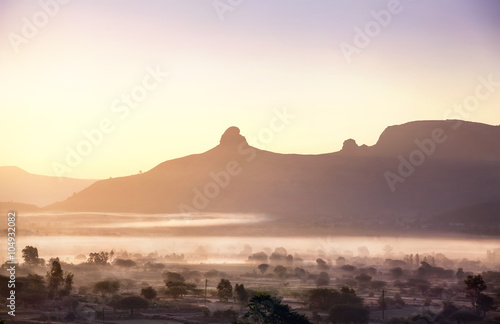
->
[{"left": 0, "top": 245, "right": 499, "bottom": 323}]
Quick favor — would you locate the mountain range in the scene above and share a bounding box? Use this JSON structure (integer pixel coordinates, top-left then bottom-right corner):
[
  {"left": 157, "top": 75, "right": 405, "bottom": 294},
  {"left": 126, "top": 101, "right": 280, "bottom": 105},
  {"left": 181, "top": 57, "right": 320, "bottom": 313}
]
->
[{"left": 2, "top": 120, "right": 499, "bottom": 234}]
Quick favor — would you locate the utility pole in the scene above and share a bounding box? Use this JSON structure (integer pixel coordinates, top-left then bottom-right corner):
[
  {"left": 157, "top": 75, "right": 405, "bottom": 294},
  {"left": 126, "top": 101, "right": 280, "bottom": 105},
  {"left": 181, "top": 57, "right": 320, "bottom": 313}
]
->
[
  {"left": 382, "top": 289, "right": 385, "bottom": 320},
  {"left": 204, "top": 279, "right": 208, "bottom": 305}
]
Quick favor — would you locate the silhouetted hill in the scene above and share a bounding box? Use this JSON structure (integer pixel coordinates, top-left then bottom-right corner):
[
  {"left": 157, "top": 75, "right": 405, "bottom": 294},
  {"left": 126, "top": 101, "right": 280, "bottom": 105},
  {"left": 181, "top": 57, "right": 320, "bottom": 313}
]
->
[
  {"left": 0, "top": 166, "right": 97, "bottom": 207},
  {"left": 433, "top": 201, "right": 500, "bottom": 235},
  {"left": 0, "top": 201, "right": 40, "bottom": 214},
  {"left": 46, "top": 120, "right": 500, "bottom": 228},
  {"left": 439, "top": 201, "right": 500, "bottom": 225},
  {"left": 373, "top": 120, "right": 500, "bottom": 160}
]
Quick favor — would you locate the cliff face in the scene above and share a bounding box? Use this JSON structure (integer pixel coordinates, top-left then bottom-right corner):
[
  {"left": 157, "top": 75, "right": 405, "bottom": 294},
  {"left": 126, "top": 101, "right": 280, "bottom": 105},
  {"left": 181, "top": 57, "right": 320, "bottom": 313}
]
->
[{"left": 46, "top": 121, "right": 500, "bottom": 221}]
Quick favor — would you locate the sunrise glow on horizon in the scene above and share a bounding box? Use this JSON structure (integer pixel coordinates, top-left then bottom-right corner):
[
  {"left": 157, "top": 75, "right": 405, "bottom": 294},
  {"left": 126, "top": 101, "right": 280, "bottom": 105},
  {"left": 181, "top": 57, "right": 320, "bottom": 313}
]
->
[{"left": 1, "top": 0, "right": 499, "bottom": 179}]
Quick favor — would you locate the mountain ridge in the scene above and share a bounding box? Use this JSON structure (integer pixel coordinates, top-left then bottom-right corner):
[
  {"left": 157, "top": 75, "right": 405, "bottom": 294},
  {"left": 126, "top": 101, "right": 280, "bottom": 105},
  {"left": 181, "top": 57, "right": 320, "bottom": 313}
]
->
[{"left": 43, "top": 120, "right": 500, "bottom": 223}]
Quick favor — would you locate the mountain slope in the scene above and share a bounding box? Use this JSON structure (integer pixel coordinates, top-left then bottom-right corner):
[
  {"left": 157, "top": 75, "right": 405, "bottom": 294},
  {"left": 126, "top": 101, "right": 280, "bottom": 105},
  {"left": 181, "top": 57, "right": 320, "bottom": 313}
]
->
[{"left": 47, "top": 121, "right": 500, "bottom": 221}]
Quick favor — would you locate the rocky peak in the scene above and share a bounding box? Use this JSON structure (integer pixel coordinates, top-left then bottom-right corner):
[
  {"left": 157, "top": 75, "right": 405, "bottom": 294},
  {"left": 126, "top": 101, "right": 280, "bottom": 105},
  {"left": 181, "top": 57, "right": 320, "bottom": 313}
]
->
[{"left": 219, "top": 126, "right": 248, "bottom": 148}]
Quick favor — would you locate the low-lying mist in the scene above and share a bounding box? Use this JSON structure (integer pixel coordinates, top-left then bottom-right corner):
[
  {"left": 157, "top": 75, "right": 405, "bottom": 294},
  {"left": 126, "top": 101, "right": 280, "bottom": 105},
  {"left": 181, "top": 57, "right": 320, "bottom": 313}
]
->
[{"left": 2, "top": 212, "right": 498, "bottom": 267}]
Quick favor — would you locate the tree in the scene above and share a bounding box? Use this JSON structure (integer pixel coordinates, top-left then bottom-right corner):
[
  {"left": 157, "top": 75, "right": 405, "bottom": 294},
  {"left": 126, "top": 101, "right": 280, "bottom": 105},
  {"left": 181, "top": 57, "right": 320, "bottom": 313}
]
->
[
  {"left": 273, "top": 265, "right": 287, "bottom": 279},
  {"left": 217, "top": 279, "right": 233, "bottom": 302},
  {"left": 316, "top": 258, "right": 328, "bottom": 270},
  {"left": 390, "top": 267, "right": 404, "bottom": 279},
  {"left": 294, "top": 267, "right": 308, "bottom": 283},
  {"left": 369, "top": 280, "right": 387, "bottom": 291},
  {"left": 165, "top": 281, "right": 195, "bottom": 299},
  {"left": 163, "top": 272, "right": 196, "bottom": 298},
  {"left": 316, "top": 272, "right": 330, "bottom": 287},
  {"left": 22, "top": 246, "right": 42, "bottom": 265},
  {"left": 449, "top": 310, "right": 482, "bottom": 322},
  {"left": 164, "top": 272, "right": 194, "bottom": 299},
  {"left": 163, "top": 271, "right": 185, "bottom": 283},
  {"left": 308, "top": 288, "right": 363, "bottom": 311},
  {"left": 329, "top": 304, "right": 369, "bottom": 324},
  {"left": 355, "top": 273, "right": 372, "bottom": 284},
  {"left": 248, "top": 252, "right": 268, "bottom": 263},
  {"left": 113, "top": 259, "right": 137, "bottom": 267},
  {"left": 340, "top": 265, "right": 356, "bottom": 272},
  {"left": 464, "top": 274, "right": 487, "bottom": 314},
  {"left": 237, "top": 292, "right": 312, "bottom": 324},
  {"left": 477, "top": 293, "right": 495, "bottom": 316},
  {"left": 115, "top": 296, "right": 149, "bottom": 318},
  {"left": 0, "top": 275, "right": 9, "bottom": 298},
  {"left": 258, "top": 263, "right": 270, "bottom": 274},
  {"left": 456, "top": 268, "right": 465, "bottom": 280},
  {"left": 234, "top": 283, "right": 249, "bottom": 309},
  {"left": 214, "top": 308, "right": 238, "bottom": 321},
  {"left": 93, "top": 280, "right": 120, "bottom": 296},
  {"left": 141, "top": 286, "right": 157, "bottom": 300},
  {"left": 87, "top": 252, "right": 109, "bottom": 265},
  {"left": 46, "top": 258, "right": 64, "bottom": 299},
  {"left": 18, "top": 274, "right": 47, "bottom": 308},
  {"left": 59, "top": 272, "right": 74, "bottom": 297},
  {"left": 407, "top": 278, "right": 431, "bottom": 295}
]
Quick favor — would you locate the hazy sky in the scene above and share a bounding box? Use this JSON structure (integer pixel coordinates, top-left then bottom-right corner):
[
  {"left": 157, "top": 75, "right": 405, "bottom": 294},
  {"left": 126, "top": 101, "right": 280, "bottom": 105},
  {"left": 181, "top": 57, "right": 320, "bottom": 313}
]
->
[{"left": 1, "top": 0, "right": 499, "bottom": 178}]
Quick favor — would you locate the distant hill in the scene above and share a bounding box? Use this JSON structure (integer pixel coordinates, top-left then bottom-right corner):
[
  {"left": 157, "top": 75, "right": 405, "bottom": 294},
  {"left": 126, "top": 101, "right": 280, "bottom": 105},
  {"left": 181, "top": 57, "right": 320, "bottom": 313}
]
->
[
  {"left": 438, "top": 201, "right": 500, "bottom": 225},
  {"left": 46, "top": 120, "right": 500, "bottom": 229},
  {"left": 0, "top": 166, "right": 97, "bottom": 207},
  {"left": 0, "top": 201, "right": 40, "bottom": 214}
]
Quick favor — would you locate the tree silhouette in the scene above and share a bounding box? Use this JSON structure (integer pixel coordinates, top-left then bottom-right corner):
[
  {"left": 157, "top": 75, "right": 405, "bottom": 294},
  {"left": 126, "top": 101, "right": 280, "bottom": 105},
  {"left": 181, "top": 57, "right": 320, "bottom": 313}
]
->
[
  {"left": 294, "top": 267, "right": 308, "bottom": 283},
  {"left": 308, "top": 288, "right": 363, "bottom": 311},
  {"left": 87, "top": 252, "right": 109, "bottom": 265},
  {"left": 258, "top": 263, "right": 269, "bottom": 274},
  {"left": 234, "top": 283, "right": 249, "bottom": 309},
  {"left": 217, "top": 279, "right": 233, "bottom": 302},
  {"left": 18, "top": 274, "right": 47, "bottom": 308},
  {"left": 93, "top": 280, "right": 120, "bottom": 296},
  {"left": 115, "top": 296, "right": 148, "bottom": 318},
  {"left": 456, "top": 268, "right": 465, "bottom": 280},
  {"left": 141, "top": 286, "right": 157, "bottom": 300},
  {"left": 464, "top": 274, "right": 487, "bottom": 314},
  {"left": 237, "top": 292, "right": 312, "bottom": 324},
  {"left": 316, "top": 271, "right": 330, "bottom": 287},
  {"left": 273, "top": 265, "right": 287, "bottom": 279},
  {"left": 46, "top": 258, "right": 64, "bottom": 299},
  {"left": 316, "top": 258, "right": 328, "bottom": 270},
  {"left": 329, "top": 304, "right": 369, "bottom": 324},
  {"left": 22, "top": 246, "right": 42, "bottom": 265},
  {"left": 477, "top": 293, "right": 495, "bottom": 316},
  {"left": 59, "top": 272, "right": 73, "bottom": 297}
]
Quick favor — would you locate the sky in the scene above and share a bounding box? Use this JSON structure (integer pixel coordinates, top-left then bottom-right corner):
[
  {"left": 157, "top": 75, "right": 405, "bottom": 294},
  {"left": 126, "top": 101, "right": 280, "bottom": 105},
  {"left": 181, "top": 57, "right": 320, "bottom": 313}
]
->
[{"left": 1, "top": 0, "right": 499, "bottom": 179}]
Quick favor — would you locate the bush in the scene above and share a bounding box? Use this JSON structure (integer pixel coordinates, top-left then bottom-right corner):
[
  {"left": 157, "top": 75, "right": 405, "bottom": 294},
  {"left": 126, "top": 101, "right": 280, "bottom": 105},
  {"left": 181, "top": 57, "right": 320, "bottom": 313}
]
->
[
  {"left": 329, "top": 304, "right": 369, "bottom": 324},
  {"left": 308, "top": 288, "right": 363, "bottom": 311},
  {"left": 213, "top": 308, "right": 238, "bottom": 321}
]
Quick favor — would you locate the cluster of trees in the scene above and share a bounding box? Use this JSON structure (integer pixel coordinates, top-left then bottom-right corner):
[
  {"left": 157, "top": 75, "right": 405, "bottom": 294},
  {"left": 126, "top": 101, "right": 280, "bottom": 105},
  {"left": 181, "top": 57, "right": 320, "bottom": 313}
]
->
[
  {"left": 307, "top": 286, "right": 369, "bottom": 323},
  {"left": 236, "top": 293, "right": 312, "bottom": 324},
  {"left": 22, "top": 246, "right": 45, "bottom": 266},
  {"left": 87, "top": 251, "right": 109, "bottom": 265},
  {"left": 163, "top": 271, "right": 198, "bottom": 298},
  {"left": 46, "top": 258, "right": 74, "bottom": 299},
  {"left": 0, "top": 257, "right": 73, "bottom": 308},
  {"left": 248, "top": 247, "right": 295, "bottom": 264}
]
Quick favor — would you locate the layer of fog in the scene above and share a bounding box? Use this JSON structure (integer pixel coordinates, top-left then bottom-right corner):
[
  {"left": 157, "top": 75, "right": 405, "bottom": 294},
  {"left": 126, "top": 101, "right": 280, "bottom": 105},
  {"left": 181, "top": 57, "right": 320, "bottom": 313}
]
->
[{"left": 2, "top": 212, "right": 499, "bottom": 266}]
